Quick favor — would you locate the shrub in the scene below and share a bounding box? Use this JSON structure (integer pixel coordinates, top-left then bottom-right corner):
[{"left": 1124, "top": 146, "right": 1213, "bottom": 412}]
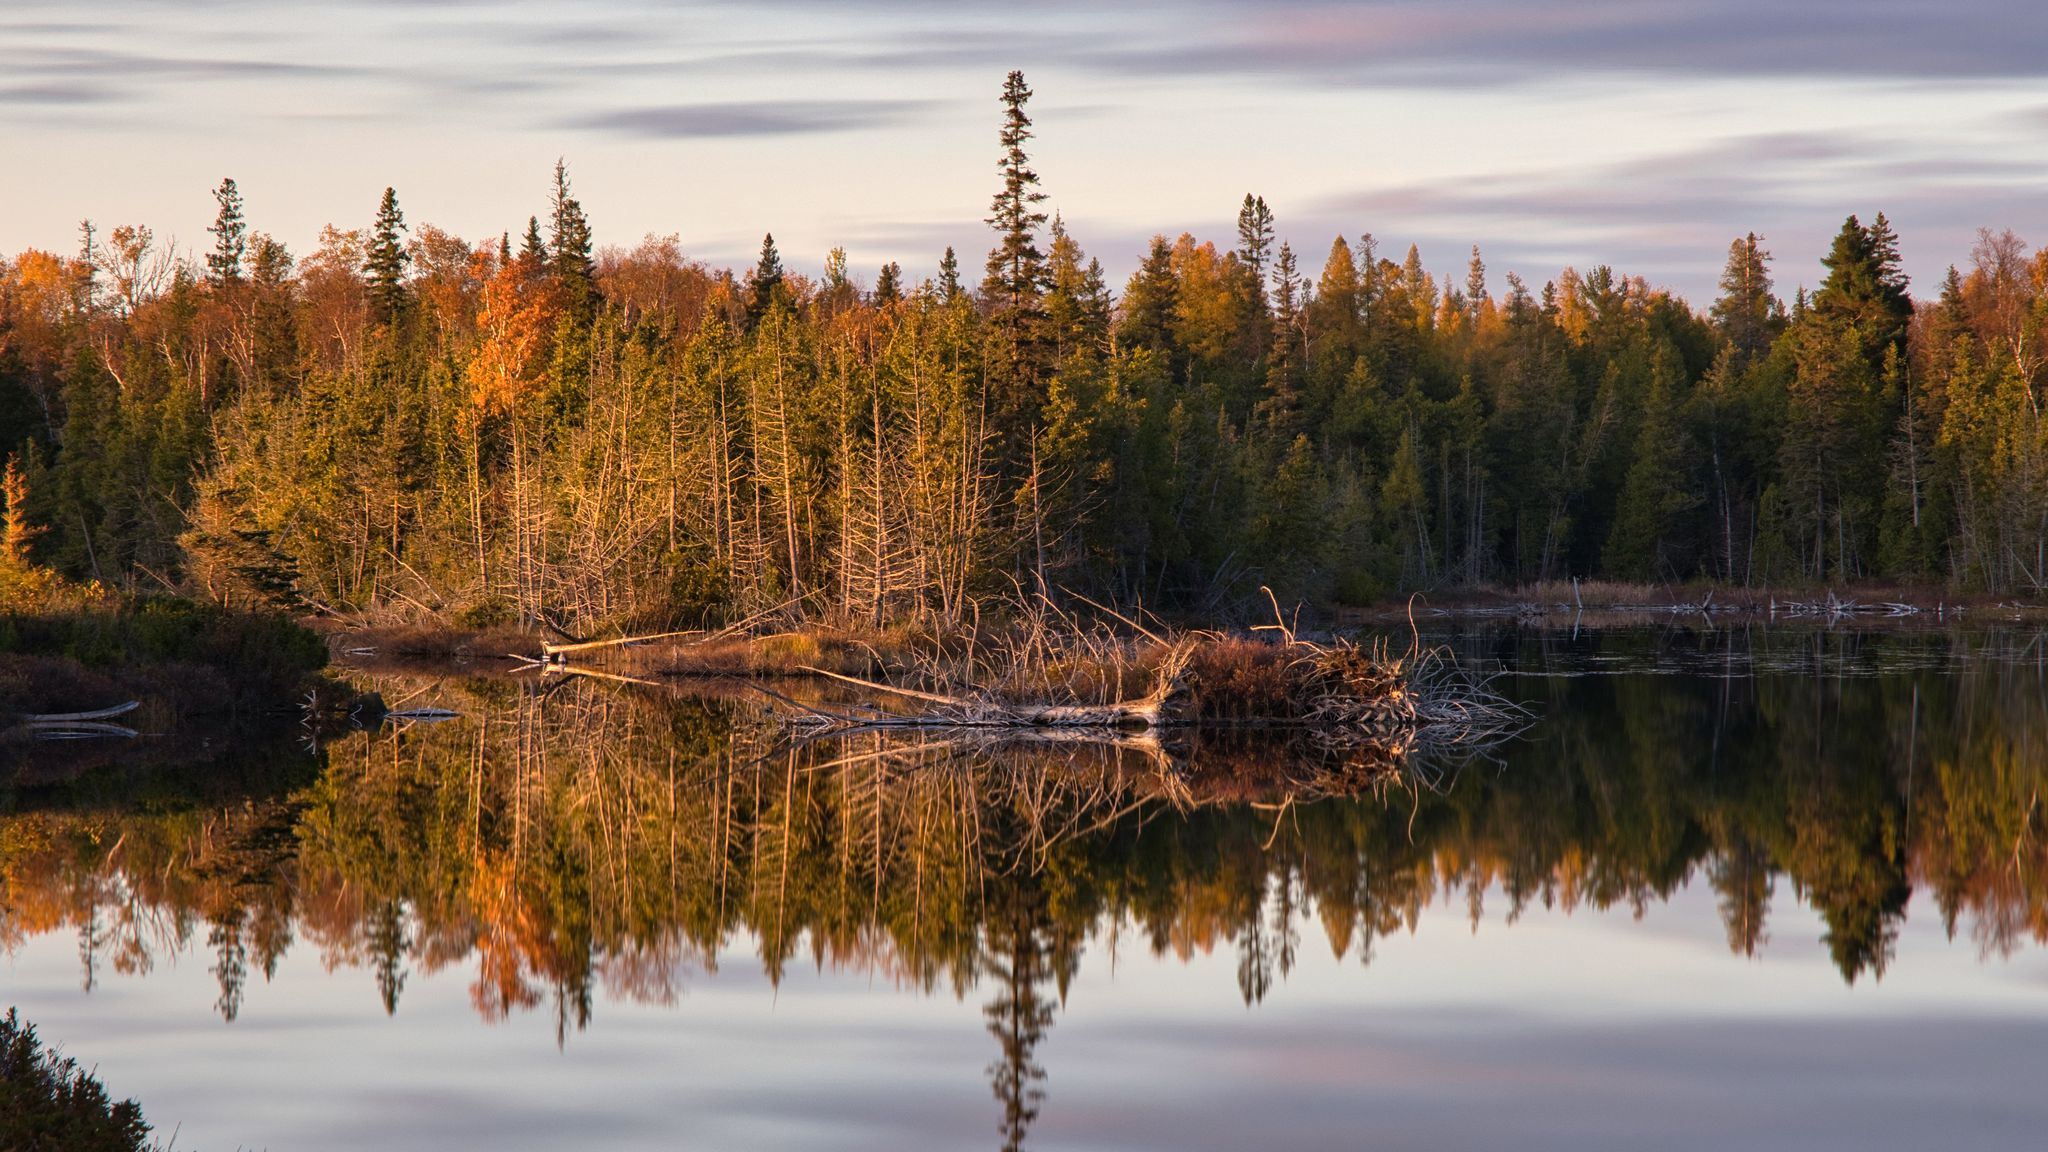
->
[{"left": 0, "top": 1009, "right": 154, "bottom": 1152}]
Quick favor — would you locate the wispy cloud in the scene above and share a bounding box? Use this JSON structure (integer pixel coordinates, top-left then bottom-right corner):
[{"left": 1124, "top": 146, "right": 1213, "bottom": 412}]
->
[
  {"left": 571, "top": 98, "right": 939, "bottom": 139},
  {"left": 0, "top": 81, "right": 125, "bottom": 106}
]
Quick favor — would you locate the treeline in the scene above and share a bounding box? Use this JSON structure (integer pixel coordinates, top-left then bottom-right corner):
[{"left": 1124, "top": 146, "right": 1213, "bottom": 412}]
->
[{"left": 6, "top": 72, "right": 2048, "bottom": 630}]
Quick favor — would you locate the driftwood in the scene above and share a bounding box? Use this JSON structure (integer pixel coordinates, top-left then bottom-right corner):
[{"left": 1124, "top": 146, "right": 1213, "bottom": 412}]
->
[
  {"left": 764, "top": 627, "right": 1524, "bottom": 754},
  {"left": 0, "top": 701, "right": 143, "bottom": 742},
  {"left": 23, "top": 701, "right": 140, "bottom": 724},
  {"left": 798, "top": 654, "right": 1188, "bottom": 731}
]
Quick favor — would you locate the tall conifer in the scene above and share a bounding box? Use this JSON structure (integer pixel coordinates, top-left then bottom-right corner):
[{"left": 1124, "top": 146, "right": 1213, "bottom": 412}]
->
[
  {"left": 206, "top": 177, "right": 246, "bottom": 287},
  {"left": 364, "top": 187, "right": 409, "bottom": 323}
]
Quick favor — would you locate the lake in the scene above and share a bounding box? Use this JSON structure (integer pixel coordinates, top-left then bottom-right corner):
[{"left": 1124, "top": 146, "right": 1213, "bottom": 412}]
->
[{"left": 6, "top": 623, "right": 2048, "bottom": 1150}]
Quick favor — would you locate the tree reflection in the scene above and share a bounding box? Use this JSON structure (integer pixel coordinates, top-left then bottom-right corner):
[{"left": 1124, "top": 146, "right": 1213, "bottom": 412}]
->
[{"left": 2, "top": 627, "right": 2047, "bottom": 1043}]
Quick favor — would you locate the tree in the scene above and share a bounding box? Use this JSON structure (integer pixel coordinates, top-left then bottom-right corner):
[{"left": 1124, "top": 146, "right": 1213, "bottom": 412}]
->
[
  {"left": 873, "top": 261, "right": 902, "bottom": 305},
  {"left": 982, "top": 70, "right": 1052, "bottom": 442},
  {"left": 1603, "top": 345, "right": 1700, "bottom": 579},
  {"left": 206, "top": 177, "right": 247, "bottom": 287},
  {"left": 364, "top": 187, "right": 409, "bottom": 322},
  {"left": 983, "top": 70, "right": 1049, "bottom": 314},
  {"left": 938, "top": 246, "right": 962, "bottom": 301},
  {"left": 519, "top": 215, "right": 547, "bottom": 274},
  {"left": 746, "top": 233, "right": 785, "bottom": 328},
  {"left": 1235, "top": 194, "right": 1274, "bottom": 300},
  {"left": 2, "top": 454, "right": 47, "bottom": 570},
  {"left": 548, "top": 159, "right": 597, "bottom": 321},
  {"left": 1815, "top": 213, "right": 1912, "bottom": 369},
  {"left": 1710, "top": 232, "right": 1778, "bottom": 366},
  {"left": 1116, "top": 236, "right": 1177, "bottom": 356}
]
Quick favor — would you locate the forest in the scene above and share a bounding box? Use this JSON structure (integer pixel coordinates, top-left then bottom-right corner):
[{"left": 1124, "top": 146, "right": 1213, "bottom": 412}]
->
[{"left": 6, "top": 72, "right": 2048, "bottom": 634}]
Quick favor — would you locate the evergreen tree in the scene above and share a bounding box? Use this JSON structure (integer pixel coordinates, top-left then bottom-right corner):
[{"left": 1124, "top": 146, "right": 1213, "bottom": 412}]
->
[
  {"left": 1117, "top": 237, "right": 1177, "bottom": 356},
  {"left": 982, "top": 70, "right": 1051, "bottom": 442},
  {"left": 519, "top": 216, "right": 547, "bottom": 273},
  {"left": 364, "top": 187, "right": 409, "bottom": 323},
  {"left": 1603, "top": 345, "right": 1700, "bottom": 578},
  {"left": 548, "top": 159, "right": 597, "bottom": 321},
  {"left": 874, "top": 261, "right": 902, "bottom": 305},
  {"left": 1815, "top": 213, "right": 1912, "bottom": 369},
  {"left": 1710, "top": 233, "right": 1778, "bottom": 366},
  {"left": 1235, "top": 194, "right": 1275, "bottom": 298},
  {"left": 982, "top": 70, "right": 1049, "bottom": 314},
  {"left": 938, "top": 246, "right": 962, "bottom": 301},
  {"left": 746, "top": 233, "right": 785, "bottom": 327},
  {"left": 205, "top": 177, "right": 246, "bottom": 287}
]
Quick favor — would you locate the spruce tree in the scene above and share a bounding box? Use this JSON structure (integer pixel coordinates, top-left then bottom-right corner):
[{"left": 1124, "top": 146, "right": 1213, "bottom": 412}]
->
[
  {"left": 1117, "top": 236, "right": 1177, "bottom": 355},
  {"left": 1464, "top": 246, "right": 1487, "bottom": 318},
  {"left": 1815, "top": 213, "right": 1912, "bottom": 368},
  {"left": 206, "top": 177, "right": 246, "bottom": 287},
  {"left": 1235, "top": 194, "right": 1274, "bottom": 295},
  {"left": 746, "top": 233, "right": 785, "bottom": 327},
  {"left": 518, "top": 216, "right": 547, "bottom": 277},
  {"left": 874, "top": 262, "right": 902, "bottom": 305},
  {"left": 549, "top": 159, "right": 597, "bottom": 321},
  {"left": 364, "top": 187, "right": 409, "bottom": 323},
  {"left": 983, "top": 70, "right": 1048, "bottom": 313},
  {"left": 1710, "top": 233, "right": 1778, "bottom": 366},
  {"left": 1603, "top": 345, "right": 1699, "bottom": 579},
  {"left": 981, "top": 69, "right": 1053, "bottom": 444},
  {"left": 938, "top": 246, "right": 962, "bottom": 301}
]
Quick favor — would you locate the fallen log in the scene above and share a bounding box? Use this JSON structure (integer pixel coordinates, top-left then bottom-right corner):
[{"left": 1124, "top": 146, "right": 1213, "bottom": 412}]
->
[{"left": 23, "top": 701, "right": 140, "bottom": 725}]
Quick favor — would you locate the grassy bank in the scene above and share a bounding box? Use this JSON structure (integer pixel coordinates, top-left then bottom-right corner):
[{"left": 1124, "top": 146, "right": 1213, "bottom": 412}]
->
[{"left": 1, "top": 596, "right": 327, "bottom": 720}]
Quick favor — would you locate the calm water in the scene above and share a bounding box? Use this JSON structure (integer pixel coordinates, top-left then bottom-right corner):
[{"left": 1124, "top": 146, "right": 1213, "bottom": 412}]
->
[{"left": 6, "top": 624, "right": 2048, "bottom": 1151}]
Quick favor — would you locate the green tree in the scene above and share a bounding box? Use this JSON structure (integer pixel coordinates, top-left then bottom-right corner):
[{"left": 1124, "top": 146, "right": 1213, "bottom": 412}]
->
[
  {"left": 364, "top": 187, "right": 409, "bottom": 323},
  {"left": 1604, "top": 345, "right": 1700, "bottom": 579},
  {"left": 206, "top": 176, "right": 247, "bottom": 287},
  {"left": 746, "top": 233, "right": 785, "bottom": 328}
]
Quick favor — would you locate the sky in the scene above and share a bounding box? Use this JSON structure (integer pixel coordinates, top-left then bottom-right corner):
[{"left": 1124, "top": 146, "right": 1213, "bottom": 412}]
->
[{"left": 5, "top": 1, "right": 2048, "bottom": 305}]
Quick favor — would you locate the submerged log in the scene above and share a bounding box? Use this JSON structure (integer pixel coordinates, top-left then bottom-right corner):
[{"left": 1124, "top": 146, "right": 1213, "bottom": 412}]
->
[{"left": 23, "top": 701, "right": 140, "bottom": 725}]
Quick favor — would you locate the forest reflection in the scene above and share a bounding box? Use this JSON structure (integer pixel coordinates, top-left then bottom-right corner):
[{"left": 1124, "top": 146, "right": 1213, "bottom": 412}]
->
[{"left": 4, "top": 627, "right": 2048, "bottom": 1147}]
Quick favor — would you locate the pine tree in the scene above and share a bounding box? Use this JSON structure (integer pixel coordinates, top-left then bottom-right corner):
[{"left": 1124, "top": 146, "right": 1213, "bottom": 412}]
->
[
  {"left": 1603, "top": 345, "right": 1699, "bottom": 578},
  {"left": 1117, "top": 237, "right": 1177, "bottom": 355},
  {"left": 518, "top": 216, "right": 547, "bottom": 274},
  {"left": 746, "top": 233, "right": 785, "bottom": 327},
  {"left": 548, "top": 159, "right": 597, "bottom": 320},
  {"left": 938, "top": 246, "right": 962, "bottom": 301},
  {"left": 364, "top": 187, "right": 409, "bottom": 323},
  {"left": 1464, "top": 246, "right": 1487, "bottom": 319},
  {"left": 983, "top": 70, "right": 1049, "bottom": 314},
  {"left": 1710, "top": 233, "right": 1779, "bottom": 367},
  {"left": 874, "top": 261, "right": 902, "bottom": 305},
  {"left": 1815, "top": 214, "right": 1912, "bottom": 369},
  {"left": 982, "top": 70, "right": 1052, "bottom": 442},
  {"left": 1235, "top": 194, "right": 1274, "bottom": 297},
  {"left": 206, "top": 177, "right": 246, "bottom": 287}
]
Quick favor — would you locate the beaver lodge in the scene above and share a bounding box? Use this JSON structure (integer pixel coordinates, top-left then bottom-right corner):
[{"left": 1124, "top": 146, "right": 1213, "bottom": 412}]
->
[{"left": 750, "top": 602, "right": 1526, "bottom": 766}]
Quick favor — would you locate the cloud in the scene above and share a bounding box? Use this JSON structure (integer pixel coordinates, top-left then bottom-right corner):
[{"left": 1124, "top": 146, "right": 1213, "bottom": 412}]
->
[
  {"left": 0, "top": 81, "right": 124, "bottom": 106},
  {"left": 571, "top": 98, "right": 939, "bottom": 139},
  {"left": 1021, "top": 0, "right": 2048, "bottom": 87},
  {"left": 6, "top": 44, "right": 366, "bottom": 82},
  {"left": 1289, "top": 127, "right": 2048, "bottom": 301}
]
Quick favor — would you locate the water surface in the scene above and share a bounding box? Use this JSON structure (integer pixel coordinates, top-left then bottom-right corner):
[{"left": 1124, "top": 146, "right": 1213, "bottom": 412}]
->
[{"left": 5, "top": 624, "right": 2048, "bottom": 1150}]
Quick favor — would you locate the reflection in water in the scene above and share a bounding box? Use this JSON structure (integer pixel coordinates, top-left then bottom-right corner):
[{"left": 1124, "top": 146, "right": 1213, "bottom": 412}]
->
[{"left": 4, "top": 626, "right": 2048, "bottom": 1144}]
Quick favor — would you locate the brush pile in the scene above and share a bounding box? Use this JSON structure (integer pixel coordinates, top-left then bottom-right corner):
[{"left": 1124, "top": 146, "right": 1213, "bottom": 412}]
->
[{"left": 763, "top": 613, "right": 1523, "bottom": 757}]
